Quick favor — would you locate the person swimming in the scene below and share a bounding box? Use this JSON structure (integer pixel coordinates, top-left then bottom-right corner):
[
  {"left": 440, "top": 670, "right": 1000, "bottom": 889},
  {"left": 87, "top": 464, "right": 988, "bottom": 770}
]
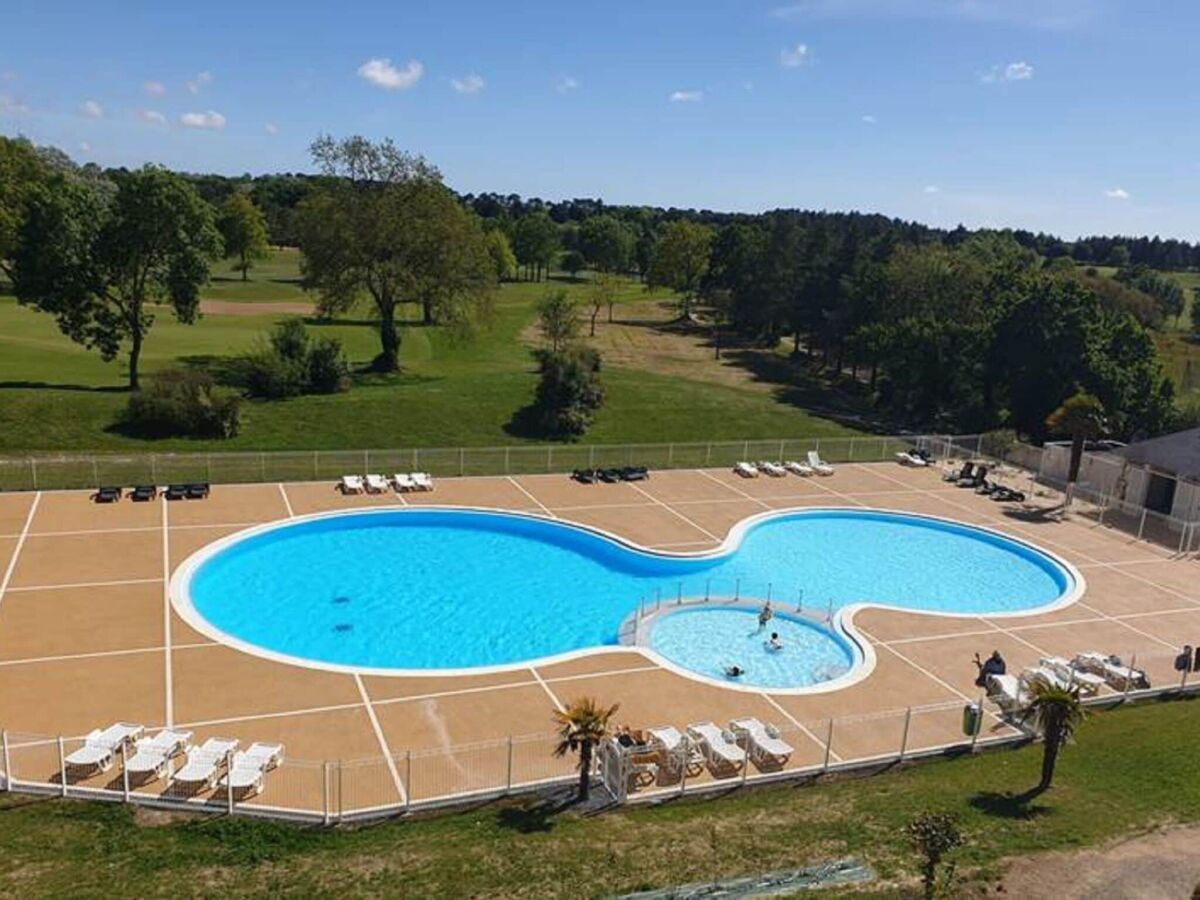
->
[
  {"left": 757, "top": 601, "right": 774, "bottom": 632},
  {"left": 724, "top": 664, "right": 745, "bottom": 678},
  {"left": 765, "top": 631, "right": 783, "bottom": 652}
]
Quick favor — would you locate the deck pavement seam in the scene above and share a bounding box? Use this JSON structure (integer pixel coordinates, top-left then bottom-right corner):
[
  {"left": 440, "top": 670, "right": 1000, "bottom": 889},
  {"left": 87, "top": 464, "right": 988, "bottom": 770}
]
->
[
  {"left": 0, "top": 641, "right": 213, "bottom": 668},
  {"left": 277, "top": 483, "right": 295, "bottom": 518},
  {"left": 0, "top": 492, "right": 40, "bottom": 614},
  {"left": 162, "top": 496, "right": 174, "bottom": 726},
  {"left": 759, "top": 692, "right": 842, "bottom": 762},
  {"left": 6, "top": 576, "right": 163, "bottom": 593},
  {"left": 506, "top": 477, "right": 557, "bottom": 518},
  {"left": 693, "top": 470, "right": 771, "bottom": 508},
  {"left": 627, "top": 482, "right": 721, "bottom": 542},
  {"left": 354, "top": 674, "right": 408, "bottom": 803},
  {"left": 528, "top": 666, "right": 566, "bottom": 712}
]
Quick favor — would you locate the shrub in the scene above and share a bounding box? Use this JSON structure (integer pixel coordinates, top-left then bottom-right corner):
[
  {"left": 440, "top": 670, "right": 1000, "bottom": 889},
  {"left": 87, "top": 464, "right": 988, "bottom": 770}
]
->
[
  {"left": 306, "top": 336, "right": 351, "bottom": 394},
  {"left": 533, "top": 346, "right": 604, "bottom": 439},
  {"left": 244, "top": 348, "right": 307, "bottom": 399},
  {"left": 124, "top": 368, "right": 240, "bottom": 438},
  {"left": 244, "top": 319, "right": 349, "bottom": 398}
]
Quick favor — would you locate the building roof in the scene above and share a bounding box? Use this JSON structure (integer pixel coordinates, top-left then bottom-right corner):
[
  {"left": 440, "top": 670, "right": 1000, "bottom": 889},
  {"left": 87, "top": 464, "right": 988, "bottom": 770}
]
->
[{"left": 1114, "top": 427, "right": 1200, "bottom": 480}]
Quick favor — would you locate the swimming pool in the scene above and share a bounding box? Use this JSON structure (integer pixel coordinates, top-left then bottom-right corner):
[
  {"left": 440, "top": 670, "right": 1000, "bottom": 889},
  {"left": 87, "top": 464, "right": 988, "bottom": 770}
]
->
[{"left": 173, "top": 506, "right": 1079, "bottom": 690}]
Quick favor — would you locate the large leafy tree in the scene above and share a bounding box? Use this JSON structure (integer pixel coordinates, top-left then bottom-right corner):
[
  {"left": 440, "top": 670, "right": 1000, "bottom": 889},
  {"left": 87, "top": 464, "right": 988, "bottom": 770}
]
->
[
  {"left": 511, "top": 211, "right": 560, "bottom": 282},
  {"left": 552, "top": 697, "right": 619, "bottom": 802},
  {"left": 218, "top": 192, "right": 270, "bottom": 281},
  {"left": 296, "top": 135, "right": 495, "bottom": 370},
  {"left": 647, "top": 219, "right": 713, "bottom": 320},
  {"left": 0, "top": 136, "right": 47, "bottom": 279},
  {"left": 578, "top": 214, "right": 635, "bottom": 274},
  {"left": 13, "top": 165, "right": 221, "bottom": 389}
]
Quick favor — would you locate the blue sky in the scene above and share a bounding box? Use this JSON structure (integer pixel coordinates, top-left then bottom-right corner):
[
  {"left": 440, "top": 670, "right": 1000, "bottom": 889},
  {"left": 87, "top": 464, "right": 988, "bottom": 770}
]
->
[{"left": 2, "top": 0, "right": 1197, "bottom": 239}]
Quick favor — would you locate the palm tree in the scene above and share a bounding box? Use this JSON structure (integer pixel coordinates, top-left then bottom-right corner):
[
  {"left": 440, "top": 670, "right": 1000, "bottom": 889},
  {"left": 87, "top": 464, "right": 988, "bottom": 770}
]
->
[
  {"left": 1020, "top": 680, "right": 1086, "bottom": 795},
  {"left": 1045, "top": 390, "right": 1107, "bottom": 503},
  {"left": 552, "top": 696, "right": 619, "bottom": 802}
]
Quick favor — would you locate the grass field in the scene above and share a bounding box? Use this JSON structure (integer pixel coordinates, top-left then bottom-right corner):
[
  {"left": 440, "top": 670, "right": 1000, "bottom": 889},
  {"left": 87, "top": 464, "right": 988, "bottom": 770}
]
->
[
  {"left": 200, "top": 247, "right": 309, "bottom": 304},
  {"left": 0, "top": 698, "right": 1196, "bottom": 896},
  {"left": 0, "top": 253, "right": 863, "bottom": 453}
]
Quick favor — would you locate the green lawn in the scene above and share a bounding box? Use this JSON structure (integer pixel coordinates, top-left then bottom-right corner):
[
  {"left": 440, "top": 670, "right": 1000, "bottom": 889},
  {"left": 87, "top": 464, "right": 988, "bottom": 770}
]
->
[
  {"left": 1, "top": 699, "right": 1196, "bottom": 897},
  {"left": 200, "top": 247, "right": 309, "bottom": 303},
  {"left": 0, "top": 265, "right": 861, "bottom": 453}
]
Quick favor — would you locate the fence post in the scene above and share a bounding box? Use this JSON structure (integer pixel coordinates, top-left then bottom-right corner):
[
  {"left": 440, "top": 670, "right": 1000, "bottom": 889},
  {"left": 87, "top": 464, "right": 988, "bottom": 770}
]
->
[
  {"left": 735, "top": 579, "right": 740, "bottom": 601},
  {"left": 1137, "top": 509, "right": 1148, "bottom": 541},
  {"left": 506, "top": 737, "right": 514, "bottom": 792},
  {"left": 30, "top": 457, "right": 38, "bottom": 490},
  {"left": 313, "top": 451, "right": 319, "bottom": 481},
  {"left": 337, "top": 760, "right": 344, "bottom": 823},
  {"left": 970, "top": 698, "right": 983, "bottom": 751},
  {"left": 705, "top": 443, "right": 712, "bottom": 466},
  {"left": 121, "top": 742, "right": 130, "bottom": 802},
  {"left": 91, "top": 458, "right": 99, "bottom": 488},
  {"left": 677, "top": 582, "right": 682, "bottom": 604},
  {"left": 322, "top": 762, "right": 331, "bottom": 826},
  {"left": 151, "top": 454, "right": 157, "bottom": 484},
  {"left": 58, "top": 736, "right": 67, "bottom": 797},
  {"left": 1, "top": 730, "right": 9, "bottom": 791},
  {"left": 742, "top": 440, "right": 748, "bottom": 461},
  {"left": 1124, "top": 653, "right": 1138, "bottom": 700},
  {"left": 898, "top": 707, "right": 912, "bottom": 761},
  {"left": 459, "top": 447, "right": 465, "bottom": 477},
  {"left": 404, "top": 751, "right": 412, "bottom": 814},
  {"left": 546, "top": 447, "right": 552, "bottom": 473},
  {"left": 226, "top": 749, "right": 235, "bottom": 814},
  {"left": 668, "top": 443, "right": 674, "bottom": 467},
  {"left": 822, "top": 718, "right": 834, "bottom": 773},
  {"left": 778, "top": 439, "right": 785, "bottom": 461},
  {"left": 848, "top": 438, "right": 856, "bottom": 462},
  {"left": 705, "top": 580, "right": 710, "bottom": 602}
]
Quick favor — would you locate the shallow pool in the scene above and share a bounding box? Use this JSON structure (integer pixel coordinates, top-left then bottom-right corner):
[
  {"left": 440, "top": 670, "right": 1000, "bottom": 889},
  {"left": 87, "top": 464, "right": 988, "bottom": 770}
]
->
[{"left": 178, "top": 507, "right": 1074, "bottom": 684}]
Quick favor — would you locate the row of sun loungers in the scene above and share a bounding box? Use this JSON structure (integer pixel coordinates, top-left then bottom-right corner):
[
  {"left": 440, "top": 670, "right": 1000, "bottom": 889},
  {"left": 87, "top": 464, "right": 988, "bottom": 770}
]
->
[
  {"left": 943, "top": 462, "right": 1027, "bottom": 502},
  {"left": 62, "top": 723, "right": 284, "bottom": 798},
  {"left": 987, "top": 653, "right": 1151, "bottom": 713},
  {"left": 339, "top": 472, "right": 434, "bottom": 494},
  {"left": 623, "top": 719, "right": 795, "bottom": 786},
  {"left": 92, "top": 483, "right": 211, "bottom": 504},
  {"left": 571, "top": 466, "right": 649, "bottom": 484},
  {"left": 735, "top": 452, "right": 835, "bottom": 479}
]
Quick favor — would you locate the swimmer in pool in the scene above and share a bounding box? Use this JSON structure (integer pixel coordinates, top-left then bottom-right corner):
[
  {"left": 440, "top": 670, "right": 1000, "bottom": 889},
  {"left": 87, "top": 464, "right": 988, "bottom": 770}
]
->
[
  {"left": 724, "top": 664, "right": 745, "bottom": 678},
  {"left": 765, "top": 632, "right": 783, "bottom": 652}
]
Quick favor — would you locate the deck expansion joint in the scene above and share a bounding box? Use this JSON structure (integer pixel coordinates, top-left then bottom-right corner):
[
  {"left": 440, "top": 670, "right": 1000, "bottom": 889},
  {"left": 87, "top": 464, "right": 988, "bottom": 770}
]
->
[
  {"left": 0, "top": 492, "right": 41, "bottom": 614},
  {"left": 354, "top": 674, "right": 408, "bottom": 804}
]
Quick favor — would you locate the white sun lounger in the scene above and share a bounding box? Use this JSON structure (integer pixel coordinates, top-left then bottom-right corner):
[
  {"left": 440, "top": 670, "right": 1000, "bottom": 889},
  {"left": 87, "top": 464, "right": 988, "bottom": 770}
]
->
[
  {"left": 412, "top": 472, "right": 434, "bottom": 491},
  {"left": 730, "top": 718, "right": 794, "bottom": 767},
  {"left": 757, "top": 461, "right": 787, "bottom": 478},
  {"left": 734, "top": 461, "right": 759, "bottom": 479},
  {"left": 1074, "top": 652, "right": 1149, "bottom": 691},
  {"left": 646, "top": 725, "right": 703, "bottom": 773},
  {"left": 364, "top": 473, "right": 389, "bottom": 494},
  {"left": 784, "top": 460, "right": 814, "bottom": 476},
  {"left": 172, "top": 737, "right": 240, "bottom": 790},
  {"left": 1023, "top": 665, "right": 1073, "bottom": 692},
  {"left": 895, "top": 450, "right": 930, "bottom": 467},
  {"left": 219, "top": 742, "right": 285, "bottom": 797},
  {"left": 1040, "top": 656, "right": 1105, "bottom": 695},
  {"left": 124, "top": 728, "right": 194, "bottom": 780},
  {"left": 339, "top": 475, "right": 364, "bottom": 494},
  {"left": 807, "top": 451, "right": 834, "bottom": 475},
  {"left": 64, "top": 723, "right": 145, "bottom": 773},
  {"left": 687, "top": 722, "right": 747, "bottom": 773},
  {"left": 392, "top": 473, "right": 416, "bottom": 492},
  {"left": 986, "top": 673, "right": 1031, "bottom": 713}
]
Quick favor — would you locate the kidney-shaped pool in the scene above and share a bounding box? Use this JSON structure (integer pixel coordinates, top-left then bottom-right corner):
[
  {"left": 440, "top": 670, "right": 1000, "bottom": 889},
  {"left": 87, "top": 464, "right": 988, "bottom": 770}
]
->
[{"left": 172, "top": 507, "right": 1080, "bottom": 690}]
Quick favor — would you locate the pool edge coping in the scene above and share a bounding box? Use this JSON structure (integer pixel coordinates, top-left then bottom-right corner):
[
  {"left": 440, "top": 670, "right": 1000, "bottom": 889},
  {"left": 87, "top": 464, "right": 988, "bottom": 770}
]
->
[{"left": 168, "top": 504, "right": 1086, "bottom": 697}]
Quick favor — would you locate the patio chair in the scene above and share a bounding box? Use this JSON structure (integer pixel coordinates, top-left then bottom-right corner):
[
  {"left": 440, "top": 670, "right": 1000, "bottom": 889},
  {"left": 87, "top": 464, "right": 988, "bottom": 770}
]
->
[
  {"left": 572, "top": 468, "right": 599, "bottom": 484},
  {"left": 164, "top": 484, "right": 188, "bottom": 501},
  {"left": 91, "top": 486, "right": 122, "bottom": 503},
  {"left": 757, "top": 461, "right": 787, "bottom": 478},
  {"left": 172, "top": 737, "right": 240, "bottom": 791},
  {"left": 646, "top": 725, "right": 704, "bottom": 775},
  {"left": 339, "top": 475, "right": 365, "bottom": 494},
  {"left": 392, "top": 473, "right": 416, "bottom": 492},
  {"left": 1039, "top": 656, "right": 1105, "bottom": 696},
  {"left": 687, "top": 722, "right": 747, "bottom": 774},
  {"left": 895, "top": 450, "right": 930, "bottom": 467},
  {"left": 985, "top": 673, "right": 1031, "bottom": 714},
  {"left": 412, "top": 472, "right": 434, "bottom": 491},
  {"left": 784, "top": 460, "right": 814, "bottom": 476},
  {"left": 64, "top": 722, "right": 145, "bottom": 773},
  {"left": 944, "top": 461, "right": 974, "bottom": 482},
  {"left": 1073, "top": 652, "right": 1150, "bottom": 691},
  {"left": 729, "top": 717, "right": 794, "bottom": 768},
  {"left": 124, "top": 728, "right": 194, "bottom": 781},
  {"left": 619, "top": 465, "right": 649, "bottom": 482},
  {"left": 130, "top": 485, "right": 157, "bottom": 502},
  {"left": 185, "top": 482, "right": 210, "bottom": 499},
  {"left": 734, "top": 461, "right": 759, "bottom": 478},
  {"left": 219, "top": 742, "right": 285, "bottom": 798},
  {"left": 806, "top": 451, "right": 834, "bottom": 475},
  {"left": 364, "top": 473, "right": 389, "bottom": 494}
]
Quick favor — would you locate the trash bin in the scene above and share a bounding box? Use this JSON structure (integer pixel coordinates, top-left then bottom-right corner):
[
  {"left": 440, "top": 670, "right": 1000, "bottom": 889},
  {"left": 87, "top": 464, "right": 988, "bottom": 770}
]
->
[{"left": 962, "top": 703, "right": 982, "bottom": 737}]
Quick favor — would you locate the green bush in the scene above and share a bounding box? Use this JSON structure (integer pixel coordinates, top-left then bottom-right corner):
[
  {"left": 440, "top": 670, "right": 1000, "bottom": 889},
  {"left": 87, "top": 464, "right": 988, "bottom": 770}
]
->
[
  {"left": 306, "top": 336, "right": 351, "bottom": 394},
  {"left": 244, "top": 348, "right": 307, "bottom": 399},
  {"left": 244, "top": 319, "right": 349, "bottom": 399},
  {"left": 533, "top": 346, "right": 604, "bottom": 439},
  {"left": 124, "top": 368, "right": 240, "bottom": 438}
]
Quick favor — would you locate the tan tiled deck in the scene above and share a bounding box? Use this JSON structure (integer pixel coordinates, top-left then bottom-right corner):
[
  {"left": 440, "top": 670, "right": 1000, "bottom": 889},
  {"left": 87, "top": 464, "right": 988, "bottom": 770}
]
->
[{"left": 1, "top": 463, "right": 1197, "bottom": 813}]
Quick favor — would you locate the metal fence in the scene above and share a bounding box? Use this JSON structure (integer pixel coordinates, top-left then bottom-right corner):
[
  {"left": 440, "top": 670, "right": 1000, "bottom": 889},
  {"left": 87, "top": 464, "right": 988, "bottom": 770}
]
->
[
  {"left": 0, "top": 434, "right": 973, "bottom": 493},
  {"left": 3, "top": 656, "right": 1194, "bottom": 824}
]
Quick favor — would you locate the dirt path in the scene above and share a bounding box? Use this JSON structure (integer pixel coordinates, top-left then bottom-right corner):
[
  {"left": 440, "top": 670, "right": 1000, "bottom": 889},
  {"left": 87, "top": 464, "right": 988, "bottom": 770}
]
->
[
  {"left": 199, "top": 300, "right": 315, "bottom": 317},
  {"left": 993, "top": 825, "right": 1200, "bottom": 898}
]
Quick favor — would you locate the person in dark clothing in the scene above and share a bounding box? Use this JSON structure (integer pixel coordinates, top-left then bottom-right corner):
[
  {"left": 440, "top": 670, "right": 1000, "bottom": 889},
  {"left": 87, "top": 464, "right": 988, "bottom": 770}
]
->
[{"left": 973, "top": 650, "right": 1006, "bottom": 687}]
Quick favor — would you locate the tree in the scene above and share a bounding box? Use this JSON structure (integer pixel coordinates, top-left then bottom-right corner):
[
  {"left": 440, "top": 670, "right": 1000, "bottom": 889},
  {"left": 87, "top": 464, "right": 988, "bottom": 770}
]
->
[
  {"left": 1020, "top": 681, "right": 1085, "bottom": 794},
  {"left": 0, "top": 136, "right": 47, "bottom": 279},
  {"left": 485, "top": 228, "right": 517, "bottom": 281},
  {"left": 905, "top": 812, "right": 964, "bottom": 900},
  {"left": 512, "top": 211, "right": 560, "bottom": 282},
  {"left": 561, "top": 249, "right": 586, "bottom": 281},
  {"left": 1045, "top": 390, "right": 1107, "bottom": 490},
  {"left": 536, "top": 289, "right": 580, "bottom": 353},
  {"left": 552, "top": 697, "right": 619, "bottom": 802},
  {"left": 296, "top": 135, "right": 495, "bottom": 370},
  {"left": 218, "top": 192, "right": 270, "bottom": 281},
  {"left": 13, "top": 165, "right": 222, "bottom": 389},
  {"left": 586, "top": 272, "right": 620, "bottom": 336},
  {"left": 647, "top": 220, "right": 713, "bottom": 320},
  {"left": 578, "top": 214, "right": 634, "bottom": 274}
]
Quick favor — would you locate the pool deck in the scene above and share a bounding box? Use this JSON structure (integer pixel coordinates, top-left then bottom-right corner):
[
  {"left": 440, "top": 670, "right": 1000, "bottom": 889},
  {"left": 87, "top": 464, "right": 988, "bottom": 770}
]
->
[{"left": 1, "top": 462, "right": 1197, "bottom": 812}]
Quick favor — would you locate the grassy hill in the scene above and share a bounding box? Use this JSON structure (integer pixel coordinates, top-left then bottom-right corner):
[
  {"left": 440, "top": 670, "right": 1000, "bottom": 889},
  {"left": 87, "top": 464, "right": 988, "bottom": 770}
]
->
[{"left": 0, "top": 251, "right": 865, "bottom": 454}]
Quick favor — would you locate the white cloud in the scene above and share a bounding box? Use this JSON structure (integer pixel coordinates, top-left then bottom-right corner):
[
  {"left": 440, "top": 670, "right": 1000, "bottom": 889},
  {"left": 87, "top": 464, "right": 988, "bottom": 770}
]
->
[
  {"left": 79, "top": 141, "right": 91, "bottom": 153},
  {"left": 180, "top": 109, "right": 226, "bottom": 130},
  {"left": 1104, "top": 187, "right": 1131, "bottom": 200},
  {"left": 555, "top": 76, "right": 580, "bottom": 94},
  {"left": 770, "top": 0, "right": 1098, "bottom": 30},
  {"left": 923, "top": 185, "right": 941, "bottom": 194},
  {"left": 264, "top": 121, "right": 279, "bottom": 135},
  {"left": 981, "top": 61, "right": 1035, "bottom": 83},
  {"left": 79, "top": 99, "right": 104, "bottom": 119},
  {"left": 861, "top": 114, "right": 877, "bottom": 123},
  {"left": 450, "top": 73, "right": 485, "bottom": 94},
  {"left": 669, "top": 89, "right": 704, "bottom": 103},
  {"left": 143, "top": 80, "right": 166, "bottom": 97},
  {"left": 139, "top": 109, "right": 167, "bottom": 126},
  {"left": 357, "top": 57, "right": 424, "bottom": 91},
  {"left": 0, "top": 94, "right": 30, "bottom": 114},
  {"left": 780, "top": 43, "right": 812, "bottom": 67},
  {"left": 186, "top": 71, "right": 213, "bottom": 95}
]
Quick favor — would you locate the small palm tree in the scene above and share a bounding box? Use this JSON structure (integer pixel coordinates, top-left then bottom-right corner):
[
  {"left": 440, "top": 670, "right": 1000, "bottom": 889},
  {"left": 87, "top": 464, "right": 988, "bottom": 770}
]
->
[
  {"left": 1045, "top": 390, "right": 1107, "bottom": 501},
  {"left": 1021, "top": 680, "right": 1086, "bottom": 795},
  {"left": 552, "top": 697, "right": 620, "bottom": 802}
]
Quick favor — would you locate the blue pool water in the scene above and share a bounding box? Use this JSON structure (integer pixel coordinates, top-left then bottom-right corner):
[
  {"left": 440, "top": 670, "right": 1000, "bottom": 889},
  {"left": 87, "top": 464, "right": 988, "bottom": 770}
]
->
[
  {"left": 648, "top": 608, "right": 857, "bottom": 690},
  {"left": 183, "top": 508, "right": 1072, "bottom": 683}
]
